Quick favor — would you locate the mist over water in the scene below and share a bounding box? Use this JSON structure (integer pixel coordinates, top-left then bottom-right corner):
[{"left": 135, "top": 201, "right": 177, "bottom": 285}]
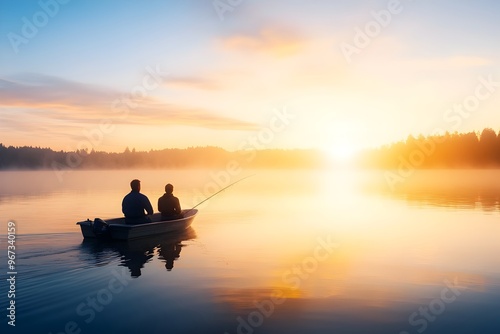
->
[{"left": 1, "top": 169, "right": 500, "bottom": 333}]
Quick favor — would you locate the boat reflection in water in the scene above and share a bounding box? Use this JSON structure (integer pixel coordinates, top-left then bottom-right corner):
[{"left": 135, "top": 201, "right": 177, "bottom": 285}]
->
[{"left": 79, "top": 227, "right": 196, "bottom": 277}]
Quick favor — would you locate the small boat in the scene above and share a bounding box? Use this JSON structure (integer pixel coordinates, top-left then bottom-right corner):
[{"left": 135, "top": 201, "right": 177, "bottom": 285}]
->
[{"left": 76, "top": 209, "right": 198, "bottom": 240}]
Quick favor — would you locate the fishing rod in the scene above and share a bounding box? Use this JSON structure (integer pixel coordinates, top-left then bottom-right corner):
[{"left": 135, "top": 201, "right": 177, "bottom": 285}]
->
[{"left": 184, "top": 174, "right": 255, "bottom": 215}]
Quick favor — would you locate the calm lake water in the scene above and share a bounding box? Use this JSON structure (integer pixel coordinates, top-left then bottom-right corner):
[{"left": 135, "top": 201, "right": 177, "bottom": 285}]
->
[{"left": 1, "top": 169, "right": 500, "bottom": 334}]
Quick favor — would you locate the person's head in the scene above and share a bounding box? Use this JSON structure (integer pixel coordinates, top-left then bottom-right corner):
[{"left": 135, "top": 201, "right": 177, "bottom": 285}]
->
[
  {"left": 165, "top": 183, "right": 173, "bottom": 194},
  {"left": 130, "top": 179, "right": 141, "bottom": 192}
]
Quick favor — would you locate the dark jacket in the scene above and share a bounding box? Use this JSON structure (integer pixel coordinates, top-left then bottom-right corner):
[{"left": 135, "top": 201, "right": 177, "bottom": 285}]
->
[
  {"left": 158, "top": 193, "right": 181, "bottom": 217},
  {"left": 122, "top": 191, "right": 154, "bottom": 218}
]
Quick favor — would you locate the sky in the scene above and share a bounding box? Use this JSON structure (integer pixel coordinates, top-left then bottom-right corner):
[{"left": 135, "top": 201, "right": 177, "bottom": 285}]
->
[{"left": 1, "top": 0, "right": 499, "bottom": 159}]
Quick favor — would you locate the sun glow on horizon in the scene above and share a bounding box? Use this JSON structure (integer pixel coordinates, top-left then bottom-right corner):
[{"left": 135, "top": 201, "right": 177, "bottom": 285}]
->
[
  {"left": 325, "top": 142, "right": 359, "bottom": 165},
  {"left": 320, "top": 120, "right": 363, "bottom": 166}
]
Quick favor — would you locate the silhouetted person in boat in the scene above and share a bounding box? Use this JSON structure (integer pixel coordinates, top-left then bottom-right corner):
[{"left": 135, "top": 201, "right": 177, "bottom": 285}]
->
[
  {"left": 122, "top": 179, "right": 154, "bottom": 224},
  {"left": 158, "top": 183, "right": 183, "bottom": 220}
]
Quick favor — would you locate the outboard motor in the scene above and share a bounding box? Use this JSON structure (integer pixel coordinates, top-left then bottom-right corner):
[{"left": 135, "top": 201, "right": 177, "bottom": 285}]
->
[{"left": 92, "top": 218, "right": 110, "bottom": 238}]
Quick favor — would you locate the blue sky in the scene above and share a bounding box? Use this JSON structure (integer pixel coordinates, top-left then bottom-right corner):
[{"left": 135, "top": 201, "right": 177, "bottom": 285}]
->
[{"left": 1, "top": 0, "right": 499, "bottom": 156}]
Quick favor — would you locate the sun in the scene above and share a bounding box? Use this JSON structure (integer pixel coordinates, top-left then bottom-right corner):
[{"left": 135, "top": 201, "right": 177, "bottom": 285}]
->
[{"left": 325, "top": 142, "right": 358, "bottom": 165}]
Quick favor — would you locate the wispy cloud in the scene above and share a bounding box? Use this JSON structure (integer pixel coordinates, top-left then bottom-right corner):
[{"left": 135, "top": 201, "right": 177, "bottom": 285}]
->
[
  {"left": 219, "top": 27, "right": 308, "bottom": 58},
  {"left": 0, "top": 73, "right": 258, "bottom": 131},
  {"left": 122, "top": 104, "right": 257, "bottom": 130},
  {"left": 163, "top": 76, "right": 221, "bottom": 91},
  {"left": 0, "top": 74, "right": 117, "bottom": 110}
]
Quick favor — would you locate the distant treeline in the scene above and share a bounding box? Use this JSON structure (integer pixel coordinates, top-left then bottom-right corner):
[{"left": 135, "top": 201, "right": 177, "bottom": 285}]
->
[
  {"left": 0, "top": 144, "right": 326, "bottom": 170},
  {"left": 358, "top": 128, "right": 500, "bottom": 169},
  {"left": 4, "top": 128, "right": 500, "bottom": 170}
]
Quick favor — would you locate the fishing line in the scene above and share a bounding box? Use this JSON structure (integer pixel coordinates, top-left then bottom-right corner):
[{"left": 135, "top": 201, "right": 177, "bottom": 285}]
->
[{"left": 184, "top": 174, "right": 255, "bottom": 215}]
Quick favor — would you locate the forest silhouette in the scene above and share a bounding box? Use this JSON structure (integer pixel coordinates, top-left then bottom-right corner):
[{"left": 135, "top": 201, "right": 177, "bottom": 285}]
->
[
  {"left": 357, "top": 128, "right": 500, "bottom": 169},
  {"left": 2, "top": 128, "right": 500, "bottom": 170},
  {"left": 0, "top": 145, "right": 325, "bottom": 170}
]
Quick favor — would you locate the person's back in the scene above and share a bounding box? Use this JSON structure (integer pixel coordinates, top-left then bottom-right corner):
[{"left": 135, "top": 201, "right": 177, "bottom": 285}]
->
[
  {"left": 158, "top": 183, "right": 182, "bottom": 220},
  {"left": 122, "top": 179, "right": 154, "bottom": 224}
]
